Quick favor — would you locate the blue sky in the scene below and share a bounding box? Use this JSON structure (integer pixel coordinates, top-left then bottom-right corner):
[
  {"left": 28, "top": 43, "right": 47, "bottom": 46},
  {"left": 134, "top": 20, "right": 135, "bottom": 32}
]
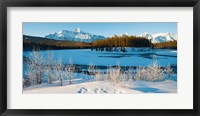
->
[{"left": 23, "top": 22, "right": 177, "bottom": 37}]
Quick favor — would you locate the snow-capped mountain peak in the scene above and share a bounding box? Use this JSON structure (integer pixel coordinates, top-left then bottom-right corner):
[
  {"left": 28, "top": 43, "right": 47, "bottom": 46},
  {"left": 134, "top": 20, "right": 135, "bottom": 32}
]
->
[
  {"left": 45, "top": 28, "right": 105, "bottom": 42},
  {"left": 75, "top": 28, "right": 81, "bottom": 33},
  {"left": 139, "top": 32, "right": 177, "bottom": 43},
  {"left": 139, "top": 32, "right": 153, "bottom": 40},
  {"left": 119, "top": 32, "right": 128, "bottom": 37}
]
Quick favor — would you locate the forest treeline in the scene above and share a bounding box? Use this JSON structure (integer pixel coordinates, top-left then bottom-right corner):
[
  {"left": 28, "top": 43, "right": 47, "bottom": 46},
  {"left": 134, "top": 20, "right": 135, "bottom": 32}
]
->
[
  {"left": 153, "top": 40, "right": 177, "bottom": 49},
  {"left": 23, "top": 35, "right": 91, "bottom": 51},
  {"left": 23, "top": 35, "right": 177, "bottom": 51},
  {"left": 91, "top": 36, "right": 152, "bottom": 51}
]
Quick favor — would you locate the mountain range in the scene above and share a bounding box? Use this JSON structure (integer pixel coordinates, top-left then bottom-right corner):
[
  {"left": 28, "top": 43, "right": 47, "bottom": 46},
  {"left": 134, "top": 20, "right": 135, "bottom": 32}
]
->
[
  {"left": 45, "top": 28, "right": 105, "bottom": 42},
  {"left": 139, "top": 32, "right": 177, "bottom": 43},
  {"left": 44, "top": 28, "right": 177, "bottom": 43}
]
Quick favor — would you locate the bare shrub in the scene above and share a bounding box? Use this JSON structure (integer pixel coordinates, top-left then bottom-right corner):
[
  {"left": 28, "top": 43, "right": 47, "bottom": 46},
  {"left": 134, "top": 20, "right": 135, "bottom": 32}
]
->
[
  {"left": 103, "top": 67, "right": 111, "bottom": 82},
  {"left": 44, "top": 51, "right": 55, "bottom": 84},
  {"left": 135, "top": 66, "right": 147, "bottom": 81},
  {"left": 146, "top": 61, "right": 165, "bottom": 82},
  {"left": 26, "top": 47, "right": 44, "bottom": 85},
  {"left": 121, "top": 67, "right": 134, "bottom": 87},
  {"left": 88, "top": 62, "right": 96, "bottom": 81},
  {"left": 65, "top": 58, "right": 76, "bottom": 84},
  {"left": 23, "top": 78, "right": 32, "bottom": 88},
  {"left": 95, "top": 70, "right": 103, "bottom": 81},
  {"left": 135, "top": 61, "right": 165, "bottom": 82},
  {"left": 164, "top": 65, "right": 174, "bottom": 80},
  {"left": 54, "top": 58, "right": 65, "bottom": 86},
  {"left": 108, "top": 64, "right": 121, "bottom": 85},
  {"left": 88, "top": 62, "right": 95, "bottom": 74},
  {"left": 96, "top": 65, "right": 134, "bottom": 87}
]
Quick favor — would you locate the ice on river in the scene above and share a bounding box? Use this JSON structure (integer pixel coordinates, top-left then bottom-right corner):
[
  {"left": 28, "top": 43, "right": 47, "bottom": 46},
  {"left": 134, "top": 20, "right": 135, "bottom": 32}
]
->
[{"left": 23, "top": 48, "right": 177, "bottom": 67}]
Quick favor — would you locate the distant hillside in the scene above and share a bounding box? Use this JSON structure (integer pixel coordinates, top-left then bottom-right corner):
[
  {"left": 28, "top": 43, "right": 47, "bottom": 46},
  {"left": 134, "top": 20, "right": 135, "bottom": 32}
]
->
[{"left": 23, "top": 35, "right": 91, "bottom": 51}]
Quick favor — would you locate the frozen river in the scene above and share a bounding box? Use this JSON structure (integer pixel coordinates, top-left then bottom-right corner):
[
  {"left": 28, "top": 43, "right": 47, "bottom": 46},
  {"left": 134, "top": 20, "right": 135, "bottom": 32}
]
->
[{"left": 23, "top": 48, "right": 177, "bottom": 67}]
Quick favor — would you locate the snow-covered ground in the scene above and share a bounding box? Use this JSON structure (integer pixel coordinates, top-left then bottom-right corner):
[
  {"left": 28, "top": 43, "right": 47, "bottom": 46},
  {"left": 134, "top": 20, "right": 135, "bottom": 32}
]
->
[
  {"left": 23, "top": 48, "right": 177, "bottom": 67},
  {"left": 23, "top": 80, "right": 177, "bottom": 94}
]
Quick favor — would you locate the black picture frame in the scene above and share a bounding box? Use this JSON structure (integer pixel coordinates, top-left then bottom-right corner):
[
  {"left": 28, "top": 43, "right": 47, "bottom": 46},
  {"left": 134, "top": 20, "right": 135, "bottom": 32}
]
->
[{"left": 0, "top": 0, "right": 199, "bottom": 116}]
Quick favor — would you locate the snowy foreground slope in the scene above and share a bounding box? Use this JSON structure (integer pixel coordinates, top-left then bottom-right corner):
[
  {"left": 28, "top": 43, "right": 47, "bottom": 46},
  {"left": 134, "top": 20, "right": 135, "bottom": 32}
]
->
[{"left": 23, "top": 81, "right": 177, "bottom": 94}]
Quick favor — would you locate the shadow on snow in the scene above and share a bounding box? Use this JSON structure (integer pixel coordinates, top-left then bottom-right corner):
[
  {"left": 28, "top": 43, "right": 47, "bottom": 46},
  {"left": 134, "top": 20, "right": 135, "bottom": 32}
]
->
[{"left": 132, "top": 87, "right": 168, "bottom": 93}]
